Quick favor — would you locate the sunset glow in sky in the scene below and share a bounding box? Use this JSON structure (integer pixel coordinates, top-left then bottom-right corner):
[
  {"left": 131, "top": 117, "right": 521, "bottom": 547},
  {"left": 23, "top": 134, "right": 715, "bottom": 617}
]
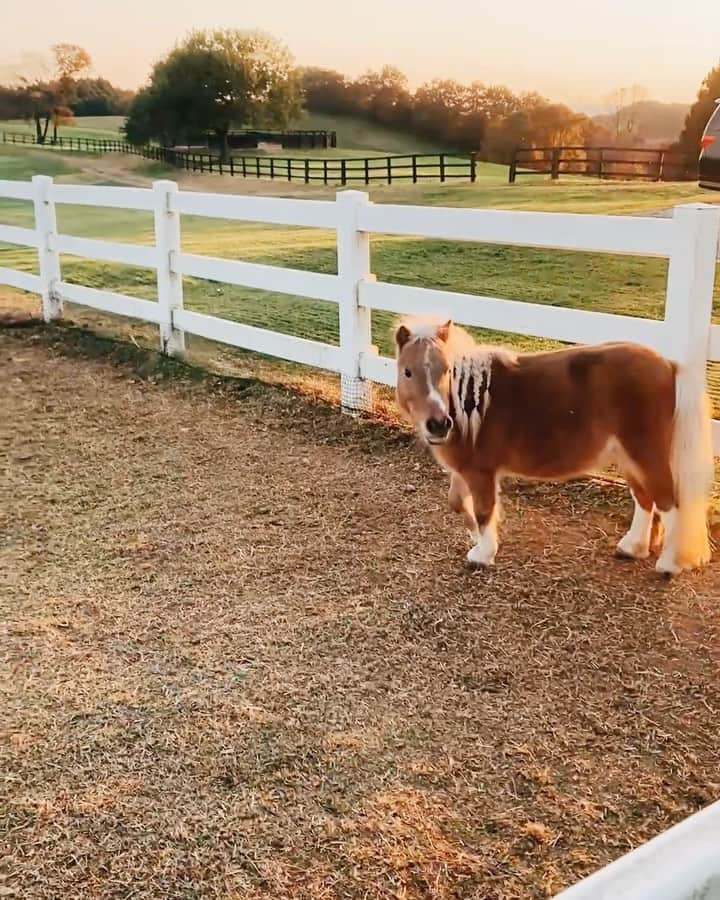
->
[{"left": 2, "top": 0, "right": 718, "bottom": 110}]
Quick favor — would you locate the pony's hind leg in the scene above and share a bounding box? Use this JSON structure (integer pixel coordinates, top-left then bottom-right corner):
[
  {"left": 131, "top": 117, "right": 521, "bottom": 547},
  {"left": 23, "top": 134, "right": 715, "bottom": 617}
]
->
[
  {"left": 624, "top": 455, "right": 680, "bottom": 575},
  {"left": 616, "top": 479, "right": 654, "bottom": 561}
]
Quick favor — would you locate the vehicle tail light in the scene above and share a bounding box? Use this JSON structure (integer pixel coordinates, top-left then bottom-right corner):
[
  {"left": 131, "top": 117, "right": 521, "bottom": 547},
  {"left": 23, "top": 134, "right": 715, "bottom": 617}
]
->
[{"left": 701, "top": 135, "right": 716, "bottom": 149}]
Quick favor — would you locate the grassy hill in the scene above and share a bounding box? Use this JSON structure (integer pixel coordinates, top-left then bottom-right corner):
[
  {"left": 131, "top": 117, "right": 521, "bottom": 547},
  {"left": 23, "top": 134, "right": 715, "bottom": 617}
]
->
[{"left": 290, "top": 112, "right": 445, "bottom": 154}]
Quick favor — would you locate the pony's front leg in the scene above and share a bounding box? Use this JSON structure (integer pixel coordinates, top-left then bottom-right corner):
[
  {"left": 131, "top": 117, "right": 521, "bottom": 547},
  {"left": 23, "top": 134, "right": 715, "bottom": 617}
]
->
[
  {"left": 448, "top": 472, "right": 481, "bottom": 540},
  {"left": 457, "top": 470, "right": 499, "bottom": 567}
]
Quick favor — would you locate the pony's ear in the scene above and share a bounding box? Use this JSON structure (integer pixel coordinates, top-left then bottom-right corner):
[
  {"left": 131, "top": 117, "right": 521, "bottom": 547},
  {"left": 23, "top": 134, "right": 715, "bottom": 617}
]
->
[
  {"left": 436, "top": 320, "right": 452, "bottom": 343},
  {"left": 395, "top": 324, "right": 411, "bottom": 349}
]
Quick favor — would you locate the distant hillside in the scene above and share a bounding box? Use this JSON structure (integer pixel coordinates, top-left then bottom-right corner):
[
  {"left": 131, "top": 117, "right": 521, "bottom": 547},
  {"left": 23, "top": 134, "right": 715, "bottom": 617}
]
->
[
  {"left": 593, "top": 100, "right": 689, "bottom": 145},
  {"left": 290, "top": 112, "right": 445, "bottom": 154}
]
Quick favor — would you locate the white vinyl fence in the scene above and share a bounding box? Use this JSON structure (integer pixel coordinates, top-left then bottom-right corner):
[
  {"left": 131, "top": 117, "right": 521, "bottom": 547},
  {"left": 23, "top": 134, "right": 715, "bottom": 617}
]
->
[
  {"left": 1, "top": 175, "right": 719, "bottom": 451},
  {"left": 1, "top": 175, "right": 720, "bottom": 894}
]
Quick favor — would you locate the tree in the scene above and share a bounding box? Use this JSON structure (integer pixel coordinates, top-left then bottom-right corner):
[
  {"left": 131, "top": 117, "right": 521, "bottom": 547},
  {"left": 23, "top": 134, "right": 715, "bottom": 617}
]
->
[
  {"left": 124, "top": 29, "right": 301, "bottom": 158},
  {"left": 300, "top": 68, "right": 350, "bottom": 116},
  {"left": 676, "top": 63, "right": 720, "bottom": 157},
  {"left": 15, "top": 43, "right": 91, "bottom": 143},
  {"left": 71, "top": 78, "right": 134, "bottom": 117},
  {"left": 50, "top": 44, "right": 91, "bottom": 140},
  {"left": 354, "top": 66, "right": 412, "bottom": 126},
  {"left": 412, "top": 79, "right": 467, "bottom": 145}
]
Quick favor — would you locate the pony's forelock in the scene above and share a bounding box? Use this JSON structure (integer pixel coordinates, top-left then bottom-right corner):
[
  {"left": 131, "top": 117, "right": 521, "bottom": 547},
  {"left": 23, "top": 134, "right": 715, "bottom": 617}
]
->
[
  {"left": 394, "top": 316, "right": 474, "bottom": 350},
  {"left": 394, "top": 315, "right": 444, "bottom": 343}
]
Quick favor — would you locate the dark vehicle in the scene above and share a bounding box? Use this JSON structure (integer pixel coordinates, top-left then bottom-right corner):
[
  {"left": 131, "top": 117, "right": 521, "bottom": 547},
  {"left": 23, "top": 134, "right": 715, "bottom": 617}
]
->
[{"left": 699, "top": 99, "right": 720, "bottom": 190}]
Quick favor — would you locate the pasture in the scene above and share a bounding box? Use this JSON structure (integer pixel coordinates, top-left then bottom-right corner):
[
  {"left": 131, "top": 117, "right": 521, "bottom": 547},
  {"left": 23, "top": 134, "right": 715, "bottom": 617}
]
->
[{"left": 3, "top": 141, "right": 720, "bottom": 897}]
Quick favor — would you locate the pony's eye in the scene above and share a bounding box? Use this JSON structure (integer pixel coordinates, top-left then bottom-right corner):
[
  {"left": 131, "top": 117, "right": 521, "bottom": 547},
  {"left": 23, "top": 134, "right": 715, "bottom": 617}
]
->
[{"left": 404, "top": 368, "right": 412, "bottom": 378}]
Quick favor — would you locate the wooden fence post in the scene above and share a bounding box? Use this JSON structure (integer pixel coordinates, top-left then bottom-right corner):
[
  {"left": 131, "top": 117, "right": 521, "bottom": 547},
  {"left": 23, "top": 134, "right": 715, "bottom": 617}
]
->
[
  {"left": 657, "top": 150, "right": 665, "bottom": 182},
  {"left": 336, "top": 190, "right": 373, "bottom": 415},
  {"left": 470, "top": 152, "right": 478, "bottom": 183},
  {"left": 32, "top": 175, "right": 62, "bottom": 322},
  {"left": 509, "top": 149, "right": 518, "bottom": 183},
  {"left": 440, "top": 154, "right": 446, "bottom": 183},
  {"left": 412, "top": 155, "right": 418, "bottom": 184},
  {"left": 551, "top": 148, "right": 560, "bottom": 180},
  {"left": 663, "top": 203, "right": 720, "bottom": 391},
  {"left": 153, "top": 180, "right": 185, "bottom": 356}
]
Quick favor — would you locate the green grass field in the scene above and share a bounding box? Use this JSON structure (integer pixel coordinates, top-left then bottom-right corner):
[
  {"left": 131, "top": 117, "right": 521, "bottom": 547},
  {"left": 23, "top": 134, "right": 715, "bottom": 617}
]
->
[
  {"left": 0, "top": 115, "right": 126, "bottom": 142},
  {"left": 1, "top": 144, "right": 719, "bottom": 370}
]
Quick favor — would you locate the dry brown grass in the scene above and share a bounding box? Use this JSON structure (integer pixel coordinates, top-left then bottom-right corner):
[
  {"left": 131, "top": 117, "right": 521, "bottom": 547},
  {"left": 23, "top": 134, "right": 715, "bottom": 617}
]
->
[{"left": 2, "top": 315, "right": 720, "bottom": 899}]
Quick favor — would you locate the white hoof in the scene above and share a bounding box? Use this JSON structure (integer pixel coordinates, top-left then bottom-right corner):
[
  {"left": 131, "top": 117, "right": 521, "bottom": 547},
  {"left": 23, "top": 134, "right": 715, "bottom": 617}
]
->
[
  {"left": 466, "top": 539, "right": 497, "bottom": 568},
  {"left": 616, "top": 533, "right": 650, "bottom": 560},
  {"left": 656, "top": 554, "right": 682, "bottom": 577}
]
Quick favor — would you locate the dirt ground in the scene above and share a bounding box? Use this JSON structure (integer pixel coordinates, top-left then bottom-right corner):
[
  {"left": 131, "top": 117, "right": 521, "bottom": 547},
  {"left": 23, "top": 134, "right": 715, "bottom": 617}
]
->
[{"left": 2, "top": 321, "right": 720, "bottom": 900}]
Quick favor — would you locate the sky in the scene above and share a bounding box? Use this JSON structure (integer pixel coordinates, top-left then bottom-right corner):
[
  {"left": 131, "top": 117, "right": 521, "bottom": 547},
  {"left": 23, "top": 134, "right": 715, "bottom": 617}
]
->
[{"left": 2, "top": 0, "right": 718, "bottom": 112}]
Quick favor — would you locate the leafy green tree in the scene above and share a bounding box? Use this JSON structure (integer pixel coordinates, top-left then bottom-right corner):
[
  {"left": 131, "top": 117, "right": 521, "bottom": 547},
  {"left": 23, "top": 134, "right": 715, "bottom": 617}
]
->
[
  {"left": 300, "top": 68, "right": 350, "bottom": 116},
  {"left": 124, "top": 29, "right": 301, "bottom": 158}
]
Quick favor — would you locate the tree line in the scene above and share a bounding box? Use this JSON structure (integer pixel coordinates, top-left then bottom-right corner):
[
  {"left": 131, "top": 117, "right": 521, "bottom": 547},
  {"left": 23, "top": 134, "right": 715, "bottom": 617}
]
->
[
  {"left": 301, "top": 66, "right": 609, "bottom": 161},
  {"left": 0, "top": 32, "right": 717, "bottom": 168}
]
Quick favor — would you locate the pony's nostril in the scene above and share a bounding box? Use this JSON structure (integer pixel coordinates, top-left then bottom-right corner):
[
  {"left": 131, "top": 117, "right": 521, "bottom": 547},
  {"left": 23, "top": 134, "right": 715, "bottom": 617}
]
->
[{"left": 426, "top": 417, "right": 450, "bottom": 437}]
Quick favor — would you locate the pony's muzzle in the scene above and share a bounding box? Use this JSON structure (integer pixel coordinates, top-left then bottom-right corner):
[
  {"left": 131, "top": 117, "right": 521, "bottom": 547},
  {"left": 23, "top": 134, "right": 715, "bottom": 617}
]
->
[{"left": 426, "top": 415, "right": 453, "bottom": 442}]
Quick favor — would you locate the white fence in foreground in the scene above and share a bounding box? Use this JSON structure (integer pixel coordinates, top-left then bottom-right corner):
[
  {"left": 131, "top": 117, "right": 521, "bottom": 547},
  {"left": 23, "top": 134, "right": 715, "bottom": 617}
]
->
[
  {"left": 0, "top": 175, "right": 719, "bottom": 451},
  {"left": 1, "top": 177, "right": 720, "bottom": 892},
  {"left": 555, "top": 798, "right": 720, "bottom": 900}
]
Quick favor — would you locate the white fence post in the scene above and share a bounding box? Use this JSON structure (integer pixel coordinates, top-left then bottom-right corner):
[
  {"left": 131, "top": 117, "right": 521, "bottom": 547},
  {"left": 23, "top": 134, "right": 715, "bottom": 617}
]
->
[
  {"left": 32, "top": 175, "right": 61, "bottom": 322},
  {"left": 664, "top": 203, "right": 720, "bottom": 372},
  {"left": 336, "top": 189, "right": 373, "bottom": 414},
  {"left": 153, "top": 179, "right": 185, "bottom": 355}
]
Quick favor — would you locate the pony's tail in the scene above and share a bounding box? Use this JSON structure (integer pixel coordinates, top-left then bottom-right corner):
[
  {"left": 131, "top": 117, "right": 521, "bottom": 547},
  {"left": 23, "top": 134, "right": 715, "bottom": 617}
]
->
[{"left": 670, "top": 364, "right": 714, "bottom": 569}]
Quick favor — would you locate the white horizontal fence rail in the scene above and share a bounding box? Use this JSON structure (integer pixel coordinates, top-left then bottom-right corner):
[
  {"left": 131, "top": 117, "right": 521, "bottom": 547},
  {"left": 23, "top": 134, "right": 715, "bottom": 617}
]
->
[
  {"left": 360, "top": 280, "right": 673, "bottom": 355},
  {"left": 1, "top": 176, "right": 719, "bottom": 452},
  {"left": 174, "top": 253, "right": 340, "bottom": 302},
  {"left": 0, "top": 224, "right": 39, "bottom": 247},
  {"left": 53, "top": 234, "right": 158, "bottom": 268},
  {"left": 357, "top": 203, "right": 678, "bottom": 257}
]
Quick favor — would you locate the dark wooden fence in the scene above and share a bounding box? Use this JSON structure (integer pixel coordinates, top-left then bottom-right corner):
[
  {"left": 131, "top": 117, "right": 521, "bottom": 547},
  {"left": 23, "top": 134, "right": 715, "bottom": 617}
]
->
[
  {"left": 2, "top": 131, "right": 144, "bottom": 155},
  {"left": 1, "top": 131, "right": 477, "bottom": 185},
  {"left": 158, "top": 147, "right": 477, "bottom": 184},
  {"left": 509, "top": 146, "right": 696, "bottom": 183}
]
